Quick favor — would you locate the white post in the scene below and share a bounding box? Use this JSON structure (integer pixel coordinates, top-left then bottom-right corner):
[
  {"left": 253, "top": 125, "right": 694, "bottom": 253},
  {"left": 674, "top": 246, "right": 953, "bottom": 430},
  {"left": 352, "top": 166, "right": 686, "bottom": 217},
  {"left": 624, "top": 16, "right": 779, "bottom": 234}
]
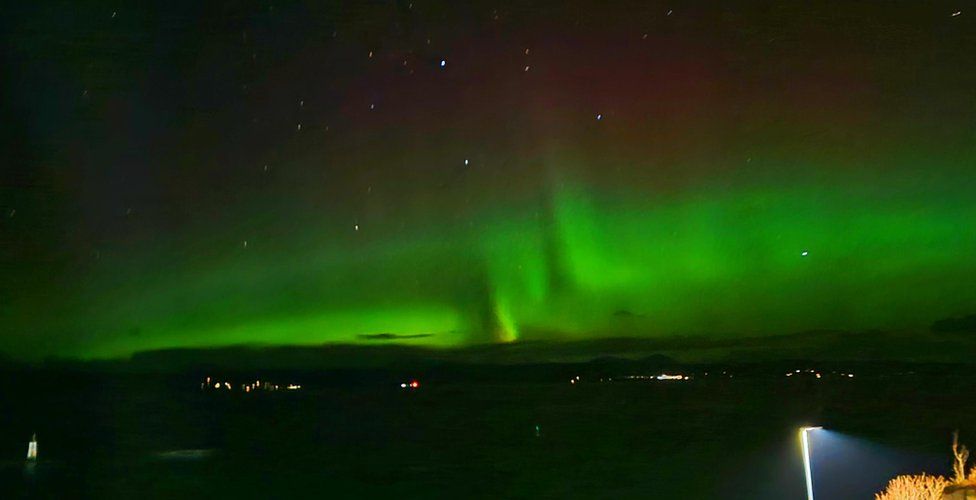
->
[
  {"left": 800, "top": 427, "right": 821, "bottom": 500},
  {"left": 27, "top": 433, "right": 37, "bottom": 460}
]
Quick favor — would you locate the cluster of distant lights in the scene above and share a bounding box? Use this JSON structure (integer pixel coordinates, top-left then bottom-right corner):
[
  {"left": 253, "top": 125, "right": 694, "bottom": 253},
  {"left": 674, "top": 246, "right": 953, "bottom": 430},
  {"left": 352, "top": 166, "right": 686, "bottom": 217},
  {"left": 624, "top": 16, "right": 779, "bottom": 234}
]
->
[
  {"left": 200, "top": 376, "right": 301, "bottom": 393},
  {"left": 617, "top": 373, "right": 691, "bottom": 381},
  {"left": 577, "top": 369, "right": 862, "bottom": 384},
  {"left": 573, "top": 373, "right": 692, "bottom": 384},
  {"left": 785, "top": 369, "right": 854, "bottom": 379},
  {"left": 399, "top": 380, "right": 421, "bottom": 389}
]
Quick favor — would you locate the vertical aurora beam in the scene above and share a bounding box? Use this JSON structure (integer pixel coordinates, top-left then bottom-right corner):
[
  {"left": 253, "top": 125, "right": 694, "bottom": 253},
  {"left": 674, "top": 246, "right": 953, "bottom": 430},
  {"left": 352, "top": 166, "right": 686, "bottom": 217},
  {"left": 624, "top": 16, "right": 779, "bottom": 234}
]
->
[{"left": 492, "top": 295, "right": 519, "bottom": 342}]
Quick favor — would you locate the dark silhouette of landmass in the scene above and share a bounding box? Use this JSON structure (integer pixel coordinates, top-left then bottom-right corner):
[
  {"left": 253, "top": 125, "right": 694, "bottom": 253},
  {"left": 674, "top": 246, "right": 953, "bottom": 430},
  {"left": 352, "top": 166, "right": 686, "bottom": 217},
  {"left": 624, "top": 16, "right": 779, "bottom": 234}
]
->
[
  {"left": 19, "top": 325, "right": 976, "bottom": 373},
  {"left": 932, "top": 314, "right": 976, "bottom": 333}
]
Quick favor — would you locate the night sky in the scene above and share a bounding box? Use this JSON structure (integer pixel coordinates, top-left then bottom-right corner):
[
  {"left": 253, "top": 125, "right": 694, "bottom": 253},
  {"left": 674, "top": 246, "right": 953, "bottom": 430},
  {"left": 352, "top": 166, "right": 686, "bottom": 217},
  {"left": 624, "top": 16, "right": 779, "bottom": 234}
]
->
[{"left": 3, "top": 1, "right": 976, "bottom": 359}]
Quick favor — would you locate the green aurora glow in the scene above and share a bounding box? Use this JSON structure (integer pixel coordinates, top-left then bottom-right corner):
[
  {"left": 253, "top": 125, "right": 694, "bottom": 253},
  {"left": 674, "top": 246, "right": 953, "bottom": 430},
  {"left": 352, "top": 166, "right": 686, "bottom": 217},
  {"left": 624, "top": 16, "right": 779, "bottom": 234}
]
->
[
  {"left": 4, "top": 1, "right": 976, "bottom": 359},
  {"left": 16, "top": 157, "right": 976, "bottom": 359}
]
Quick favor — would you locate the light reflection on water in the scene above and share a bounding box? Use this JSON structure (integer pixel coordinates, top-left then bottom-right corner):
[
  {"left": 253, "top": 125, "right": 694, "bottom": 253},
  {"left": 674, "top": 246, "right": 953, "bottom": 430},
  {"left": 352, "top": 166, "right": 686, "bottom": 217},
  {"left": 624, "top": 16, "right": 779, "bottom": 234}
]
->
[{"left": 0, "top": 374, "right": 962, "bottom": 499}]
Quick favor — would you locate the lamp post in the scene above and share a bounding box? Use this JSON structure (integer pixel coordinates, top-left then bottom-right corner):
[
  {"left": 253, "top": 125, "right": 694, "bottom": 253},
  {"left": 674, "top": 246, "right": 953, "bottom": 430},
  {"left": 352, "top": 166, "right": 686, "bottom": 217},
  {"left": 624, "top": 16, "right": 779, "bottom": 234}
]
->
[{"left": 800, "top": 426, "right": 823, "bottom": 500}]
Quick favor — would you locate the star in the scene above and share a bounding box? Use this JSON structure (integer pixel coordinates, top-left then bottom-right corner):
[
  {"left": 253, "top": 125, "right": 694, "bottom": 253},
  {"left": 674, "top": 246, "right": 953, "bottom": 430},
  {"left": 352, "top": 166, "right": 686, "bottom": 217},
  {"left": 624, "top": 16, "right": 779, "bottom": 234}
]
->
[
  {"left": 439, "top": 59, "right": 447, "bottom": 68},
  {"left": 464, "top": 159, "right": 470, "bottom": 166},
  {"left": 596, "top": 113, "right": 603, "bottom": 120},
  {"left": 354, "top": 224, "right": 360, "bottom": 231},
  {"left": 952, "top": 10, "right": 962, "bottom": 16},
  {"left": 243, "top": 240, "right": 248, "bottom": 248},
  {"left": 801, "top": 250, "right": 809, "bottom": 257}
]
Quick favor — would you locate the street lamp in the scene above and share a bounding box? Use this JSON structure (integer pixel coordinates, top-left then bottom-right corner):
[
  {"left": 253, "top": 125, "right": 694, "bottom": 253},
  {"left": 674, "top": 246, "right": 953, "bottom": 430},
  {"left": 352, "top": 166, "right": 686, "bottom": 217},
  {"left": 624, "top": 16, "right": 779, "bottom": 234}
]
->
[{"left": 800, "top": 426, "right": 823, "bottom": 500}]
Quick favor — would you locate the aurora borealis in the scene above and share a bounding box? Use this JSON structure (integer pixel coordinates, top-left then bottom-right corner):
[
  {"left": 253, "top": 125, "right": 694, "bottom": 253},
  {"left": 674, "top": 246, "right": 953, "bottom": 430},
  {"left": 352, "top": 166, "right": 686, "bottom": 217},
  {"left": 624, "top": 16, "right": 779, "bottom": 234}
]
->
[{"left": 3, "top": 1, "right": 976, "bottom": 359}]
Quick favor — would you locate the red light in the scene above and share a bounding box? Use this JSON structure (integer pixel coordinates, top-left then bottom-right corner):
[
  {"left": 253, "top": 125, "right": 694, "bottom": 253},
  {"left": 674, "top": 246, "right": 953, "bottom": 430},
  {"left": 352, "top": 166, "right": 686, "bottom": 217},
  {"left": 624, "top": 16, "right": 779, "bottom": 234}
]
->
[{"left": 410, "top": 381, "right": 419, "bottom": 388}]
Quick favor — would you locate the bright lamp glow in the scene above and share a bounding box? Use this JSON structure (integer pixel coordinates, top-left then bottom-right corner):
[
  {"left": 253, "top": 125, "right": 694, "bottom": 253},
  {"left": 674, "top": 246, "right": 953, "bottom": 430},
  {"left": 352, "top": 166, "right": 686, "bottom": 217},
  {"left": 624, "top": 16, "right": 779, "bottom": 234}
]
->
[{"left": 800, "top": 426, "right": 823, "bottom": 500}]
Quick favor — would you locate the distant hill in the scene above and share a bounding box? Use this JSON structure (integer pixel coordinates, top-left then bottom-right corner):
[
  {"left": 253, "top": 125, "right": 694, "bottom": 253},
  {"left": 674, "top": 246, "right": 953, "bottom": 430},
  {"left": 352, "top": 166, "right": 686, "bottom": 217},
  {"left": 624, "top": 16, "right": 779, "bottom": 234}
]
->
[{"left": 45, "top": 328, "right": 976, "bottom": 372}]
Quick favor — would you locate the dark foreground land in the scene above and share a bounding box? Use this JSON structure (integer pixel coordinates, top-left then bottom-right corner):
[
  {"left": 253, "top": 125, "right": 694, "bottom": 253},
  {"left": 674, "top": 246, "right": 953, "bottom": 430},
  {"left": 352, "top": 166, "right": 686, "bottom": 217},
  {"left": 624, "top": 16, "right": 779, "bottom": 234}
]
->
[{"left": 0, "top": 363, "right": 970, "bottom": 499}]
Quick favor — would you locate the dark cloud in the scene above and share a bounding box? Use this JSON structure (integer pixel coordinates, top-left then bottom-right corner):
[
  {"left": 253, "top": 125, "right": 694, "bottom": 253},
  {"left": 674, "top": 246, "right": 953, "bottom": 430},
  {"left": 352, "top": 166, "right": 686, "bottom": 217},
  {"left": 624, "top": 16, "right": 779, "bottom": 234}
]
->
[{"left": 357, "top": 333, "right": 435, "bottom": 341}]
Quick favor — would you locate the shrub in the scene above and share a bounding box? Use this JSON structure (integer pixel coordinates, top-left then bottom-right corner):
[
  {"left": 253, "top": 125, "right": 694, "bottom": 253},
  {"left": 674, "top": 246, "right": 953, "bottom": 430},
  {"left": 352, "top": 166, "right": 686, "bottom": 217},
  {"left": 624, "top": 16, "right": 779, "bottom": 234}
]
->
[{"left": 874, "top": 474, "right": 948, "bottom": 500}]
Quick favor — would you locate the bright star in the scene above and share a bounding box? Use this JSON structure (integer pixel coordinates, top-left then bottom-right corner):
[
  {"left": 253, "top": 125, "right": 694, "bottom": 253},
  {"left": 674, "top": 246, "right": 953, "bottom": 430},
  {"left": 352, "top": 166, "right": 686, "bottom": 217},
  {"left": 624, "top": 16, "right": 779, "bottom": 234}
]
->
[{"left": 801, "top": 250, "right": 809, "bottom": 257}]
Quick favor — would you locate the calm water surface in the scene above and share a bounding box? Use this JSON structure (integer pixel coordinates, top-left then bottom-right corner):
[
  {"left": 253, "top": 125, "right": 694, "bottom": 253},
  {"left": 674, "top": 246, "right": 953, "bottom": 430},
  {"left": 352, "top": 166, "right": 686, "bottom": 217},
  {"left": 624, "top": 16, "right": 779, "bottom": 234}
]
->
[{"left": 0, "top": 371, "right": 960, "bottom": 499}]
